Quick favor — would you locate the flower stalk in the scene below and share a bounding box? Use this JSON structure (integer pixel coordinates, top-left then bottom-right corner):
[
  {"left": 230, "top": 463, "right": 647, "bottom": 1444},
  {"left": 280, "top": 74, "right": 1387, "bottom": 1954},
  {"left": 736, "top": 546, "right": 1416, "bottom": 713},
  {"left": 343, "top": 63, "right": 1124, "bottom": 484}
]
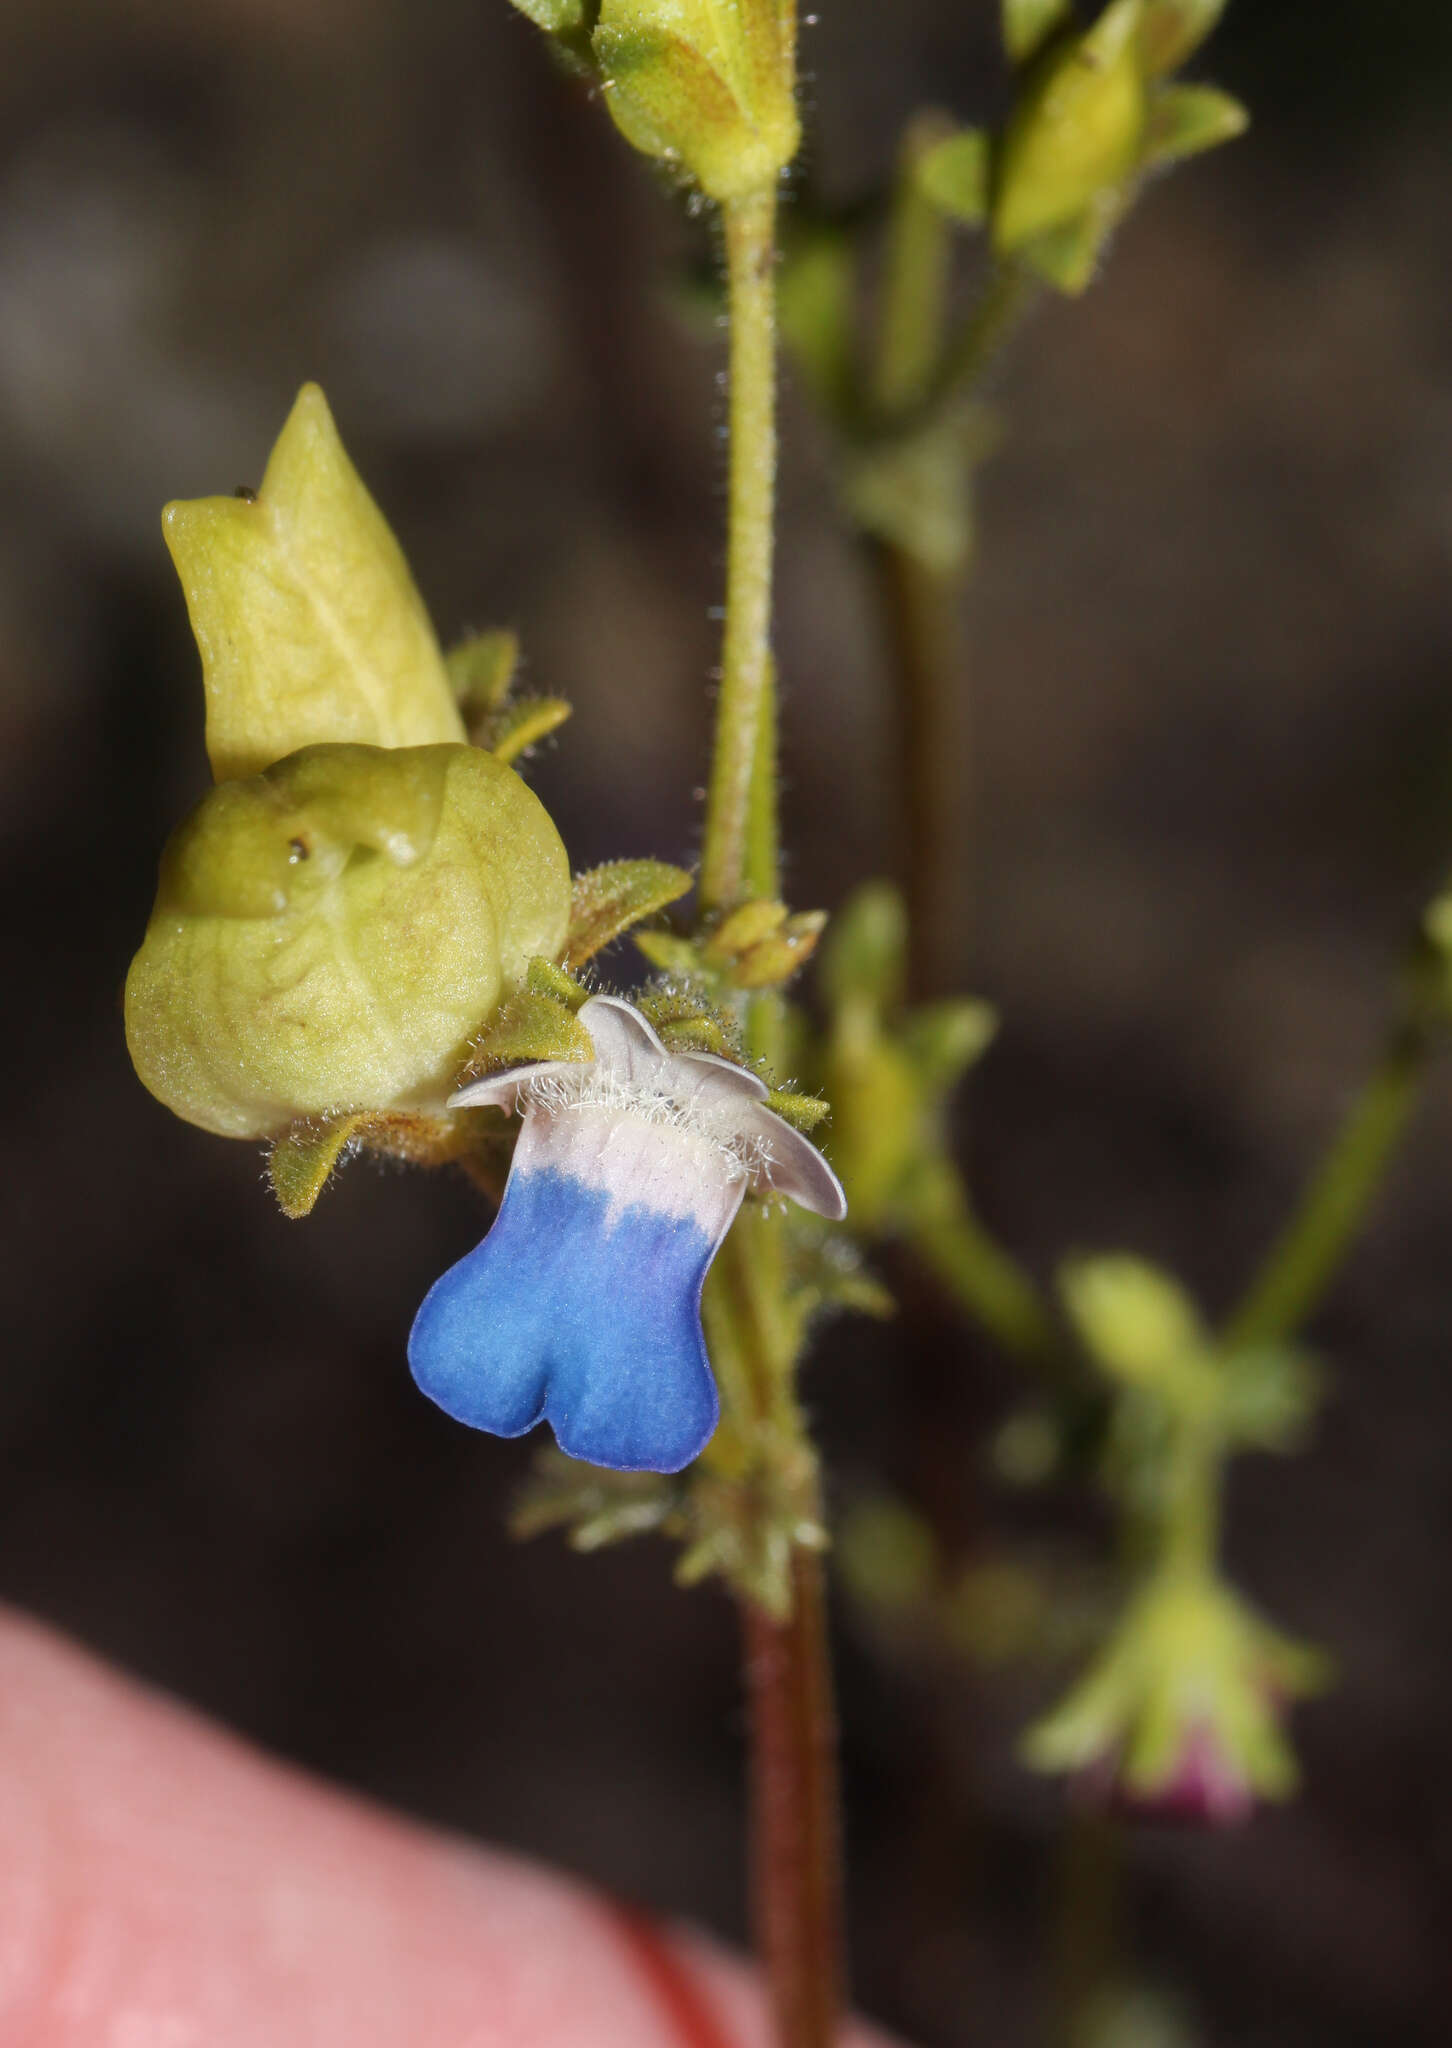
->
[
  {"left": 700, "top": 185, "right": 782, "bottom": 915},
  {"left": 1224, "top": 1015, "right": 1434, "bottom": 1350},
  {"left": 699, "top": 162, "right": 844, "bottom": 2048}
]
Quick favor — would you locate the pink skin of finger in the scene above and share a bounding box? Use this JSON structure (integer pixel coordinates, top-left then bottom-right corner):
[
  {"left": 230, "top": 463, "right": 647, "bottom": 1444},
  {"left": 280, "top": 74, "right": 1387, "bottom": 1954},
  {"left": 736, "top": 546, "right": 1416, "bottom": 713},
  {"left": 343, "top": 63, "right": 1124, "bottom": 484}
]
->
[{"left": 0, "top": 1609, "right": 898, "bottom": 2048}]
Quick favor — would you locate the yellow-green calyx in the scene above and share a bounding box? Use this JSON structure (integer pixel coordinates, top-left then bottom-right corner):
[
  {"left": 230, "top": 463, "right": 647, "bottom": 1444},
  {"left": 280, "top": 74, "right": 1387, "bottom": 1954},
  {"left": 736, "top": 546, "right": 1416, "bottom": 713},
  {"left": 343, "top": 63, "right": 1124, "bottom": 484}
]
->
[
  {"left": 130, "top": 383, "right": 574, "bottom": 1141},
  {"left": 588, "top": 0, "right": 800, "bottom": 199},
  {"left": 164, "top": 383, "right": 465, "bottom": 781},
  {"left": 126, "top": 743, "right": 571, "bottom": 1139},
  {"left": 919, "top": 0, "right": 1245, "bottom": 296}
]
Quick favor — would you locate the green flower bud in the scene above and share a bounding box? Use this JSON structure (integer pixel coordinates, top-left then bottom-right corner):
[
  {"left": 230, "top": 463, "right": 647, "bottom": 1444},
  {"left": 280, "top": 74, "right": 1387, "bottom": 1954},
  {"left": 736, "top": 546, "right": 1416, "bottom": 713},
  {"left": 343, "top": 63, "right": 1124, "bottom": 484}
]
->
[
  {"left": 993, "top": 0, "right": 1148, "bottom": 253},
  {"left": 164, "top": 384, "right": 464, "bottom": 782},
  {"left": 125, "top": 743, "right": 571, "bottom": 1139},
  {"left": 593, "top": 0, "right": 799, "bottom": 200}
]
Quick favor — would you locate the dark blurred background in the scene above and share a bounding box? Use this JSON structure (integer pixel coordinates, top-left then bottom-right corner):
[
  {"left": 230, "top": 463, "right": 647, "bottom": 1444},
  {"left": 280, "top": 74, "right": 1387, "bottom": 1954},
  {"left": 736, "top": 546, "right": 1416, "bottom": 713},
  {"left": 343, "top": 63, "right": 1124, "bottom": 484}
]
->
[{"left": 2, "top": 2, "right": 1450, "bottom": 2042}]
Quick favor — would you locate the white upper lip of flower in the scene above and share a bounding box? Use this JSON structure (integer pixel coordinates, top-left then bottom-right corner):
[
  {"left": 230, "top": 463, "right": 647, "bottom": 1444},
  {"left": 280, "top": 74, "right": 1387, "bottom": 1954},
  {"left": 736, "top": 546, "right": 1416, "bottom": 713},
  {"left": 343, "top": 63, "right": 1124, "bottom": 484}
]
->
[{"left": 450, "top": 994, "right": 846, "bottom": 1221}]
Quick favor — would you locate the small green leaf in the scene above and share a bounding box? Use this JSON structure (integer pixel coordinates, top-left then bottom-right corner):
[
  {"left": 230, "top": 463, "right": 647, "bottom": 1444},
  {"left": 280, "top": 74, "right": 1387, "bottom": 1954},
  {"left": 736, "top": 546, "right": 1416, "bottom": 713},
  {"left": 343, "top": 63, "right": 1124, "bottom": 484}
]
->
[
  {"left": 489, "top": 696, "right": 573, "bottom": 766},
  {"left": 566, "top": 858, "right": 693, "bottom": 968},
  {"left": 916, "top": 128, "right": 991, "bottom": 226},
  {"left": 465, "top": 987, "right": 594, "bottom": 1073},
  {"left": 268, "top": 1112, "right": 368, "bottom": 1218},
  {"left": 1002, "top": 0, "right": 1073, "bottom": 66},
  {"left": 447, "top": 629, "right": 519, "bottom": 718},
  {"left": 1144, "top": 84, "right": 1248, "bottom": 165}
]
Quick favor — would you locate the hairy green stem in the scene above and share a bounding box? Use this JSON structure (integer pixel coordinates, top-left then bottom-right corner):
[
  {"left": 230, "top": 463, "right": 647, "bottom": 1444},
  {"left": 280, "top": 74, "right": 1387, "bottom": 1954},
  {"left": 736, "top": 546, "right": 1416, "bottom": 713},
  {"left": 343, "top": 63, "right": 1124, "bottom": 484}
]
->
[
  {"left": 701, "top": 186, "right": 780, "bottom": 914},
  {"left": 1224, "top": 1019, "right": 1432, "bottom": 1350},
  {"left": 700, "top": 176, "right": 844, "bottom": 2048},
  {"left": 919, "top": 257, "right": 1033, "bottom": 431}
]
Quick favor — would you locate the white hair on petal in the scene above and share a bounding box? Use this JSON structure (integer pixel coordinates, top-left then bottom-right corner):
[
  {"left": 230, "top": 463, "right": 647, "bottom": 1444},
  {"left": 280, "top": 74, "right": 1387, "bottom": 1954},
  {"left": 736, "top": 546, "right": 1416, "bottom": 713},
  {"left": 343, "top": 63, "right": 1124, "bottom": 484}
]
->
[{"left": 520, "top": 1065, "right": 774, "bottom": 1185}]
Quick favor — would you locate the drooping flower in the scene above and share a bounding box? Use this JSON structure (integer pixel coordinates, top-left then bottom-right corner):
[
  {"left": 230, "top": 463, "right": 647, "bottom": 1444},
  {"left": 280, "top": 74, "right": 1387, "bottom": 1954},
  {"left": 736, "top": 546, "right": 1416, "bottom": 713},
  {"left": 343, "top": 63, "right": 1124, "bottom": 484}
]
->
[
  {"left": 408, "top": 995, "right": 846, "bottom": 1473},
  {"left": 1022, "top": 1572, "right": 1329, "bottom": 1825}
]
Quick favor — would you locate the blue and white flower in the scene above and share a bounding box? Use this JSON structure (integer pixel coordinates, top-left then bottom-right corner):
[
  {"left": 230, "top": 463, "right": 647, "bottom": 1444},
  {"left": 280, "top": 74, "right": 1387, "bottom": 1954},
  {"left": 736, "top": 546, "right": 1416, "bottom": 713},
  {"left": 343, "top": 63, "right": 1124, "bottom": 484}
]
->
[{"left": 408, "top": 995, "right": 847, "bottom": 1473}]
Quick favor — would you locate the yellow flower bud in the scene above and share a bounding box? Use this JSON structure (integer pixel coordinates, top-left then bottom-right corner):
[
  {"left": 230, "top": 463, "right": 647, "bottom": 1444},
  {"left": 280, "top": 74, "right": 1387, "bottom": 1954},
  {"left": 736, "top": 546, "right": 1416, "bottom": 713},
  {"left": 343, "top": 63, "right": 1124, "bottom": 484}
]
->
[
  {"left": 125, "top": 742, "right": 571, "bottom": 1139},
  {"left": 593, "top": 0, "right": 799, "bottom": 200}
]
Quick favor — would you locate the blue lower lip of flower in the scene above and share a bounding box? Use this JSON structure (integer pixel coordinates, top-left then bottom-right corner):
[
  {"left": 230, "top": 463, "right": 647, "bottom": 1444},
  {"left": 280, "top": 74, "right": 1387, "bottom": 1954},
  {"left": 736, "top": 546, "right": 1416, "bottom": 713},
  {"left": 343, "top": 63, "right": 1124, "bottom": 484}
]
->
[{"left": 408, "top": 1165, "right": 721, "bottom": 1474}]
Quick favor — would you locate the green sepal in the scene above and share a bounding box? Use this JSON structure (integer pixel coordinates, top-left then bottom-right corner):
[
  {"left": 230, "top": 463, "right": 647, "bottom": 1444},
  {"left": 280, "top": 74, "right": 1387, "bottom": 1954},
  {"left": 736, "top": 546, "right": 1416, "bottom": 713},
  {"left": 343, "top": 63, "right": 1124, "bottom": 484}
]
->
[
  {"left": 1138, "top": 0, "right": 1227, "bottom": 78},
  {"left": 526, "top": 955, "right": 590, "bottom": 1012},
  {"left": 1002, "top": 0, "right": 1074, "bottom": 67},
  {"left": 707, "top": 898, "right": 788, "bottom": 958},
  {"left": 765, "top": 1089, "right": 831, "bottom": 1132},
  {"left": 268, "top": 1112, "right": 369, "bottom": 1218},
  {"left": 1018, "top": 196, "right": 1118, "bottom": 295},
  {"left": 592, "top": 0, "right": 800, "bottom": 201},
  {"left": 163, "top": 384, "right": 464, "bottom": 782},
  {"left": 446, "top": 628, "right": 519, "bottom": 717},
  {"left": 512, "top": 1452, "right": 678, "bottom": 1550},
  {"left": 268, "top": 1104, "right": 502, "bottom": 1217},
  {"left": 489, "top": 696, "right": 574, "bottom": 766},
  {"left": 993, "top": 0, "right": 1147, "bottom": 254},
  {"left": 819, "top": 881, "right": 907, "bottom": 1012},
  {"left": 507, "top": 0, "right": 596, "bottom": 31},
  {"left": 464, "top": 986, "right": 594, "bottom": 1074},
  {"left": 1143, "top": 83, "right": 1248, "bottom": 165},
  {"left": 657, "top": 1014, "right": 732, "bottom": 1057},
  {"left": 730, "top": 913, "right": 828, "bottom": 991},
  {"left": 634, "top": 929, "right": 701, "bottom": 977},
  {"left": 565, "top": 858, "right": 694, "bottom": 968},
  {"left": 916, "top": 128, "right": 990, "bottom": 226},
  {"left": 901, "top": 999, "right": 999, "bottom": 1091}
]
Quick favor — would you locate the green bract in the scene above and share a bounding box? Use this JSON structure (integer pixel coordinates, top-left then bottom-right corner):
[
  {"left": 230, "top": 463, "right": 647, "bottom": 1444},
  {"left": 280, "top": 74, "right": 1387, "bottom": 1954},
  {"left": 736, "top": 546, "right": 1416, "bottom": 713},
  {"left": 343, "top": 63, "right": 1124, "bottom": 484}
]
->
[
  {"left": 125, "top": 743, "right": 571, "bottom": 1139},
  {"left": 593, "top": 0, "right": 799, "bottom": 199},
  {"left": 164, "top": 383, "right": 464, "bottom": 782}
]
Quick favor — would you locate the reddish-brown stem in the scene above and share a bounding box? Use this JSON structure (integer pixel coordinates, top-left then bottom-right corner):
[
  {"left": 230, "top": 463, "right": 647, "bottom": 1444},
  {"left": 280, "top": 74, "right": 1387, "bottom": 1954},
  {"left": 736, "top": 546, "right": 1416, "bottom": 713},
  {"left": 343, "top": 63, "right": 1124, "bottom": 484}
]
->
[
  {"left": 872, "top": 540, "right": 963, "bottom": 1000},
  {"left": 741, "top": 1548, "right": 844, "bottom": 2048}
]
